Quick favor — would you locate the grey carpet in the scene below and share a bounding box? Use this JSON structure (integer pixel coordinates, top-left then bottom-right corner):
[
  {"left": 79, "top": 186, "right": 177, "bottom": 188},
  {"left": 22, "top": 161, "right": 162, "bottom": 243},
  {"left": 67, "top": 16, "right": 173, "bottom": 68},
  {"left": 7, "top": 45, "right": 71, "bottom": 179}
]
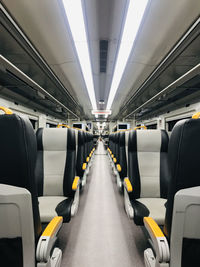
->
[{"left": 59, "top": 142, "right": 147, "bottom": 267}]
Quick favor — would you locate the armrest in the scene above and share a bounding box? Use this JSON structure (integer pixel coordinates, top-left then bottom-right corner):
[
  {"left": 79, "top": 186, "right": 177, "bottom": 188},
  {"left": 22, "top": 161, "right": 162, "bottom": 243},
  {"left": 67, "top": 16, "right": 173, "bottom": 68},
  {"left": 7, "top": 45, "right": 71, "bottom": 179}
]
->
[
  {"left": 116, "top": 164, "right": 121, "bottom": 172},
  {"left": 82, "top": 163, "right": 87, "bottom": 170},
  {"left": 36, "top": 216, "right": 63, "bottom": 262},
  {"left": 72, "top": 176, "right": 80, "bottom": 191},
  {"left": 144, "top": 217, "right": 170, "bottom": 263},
  {"left": 86, "top": 157, "right": 90, "bottom": 162},
  {"left": 124, "top": 177, "right": 133, "bottom": 193},
  {"left": 113, "top": 157, "right": 117, "bottom": 163}
]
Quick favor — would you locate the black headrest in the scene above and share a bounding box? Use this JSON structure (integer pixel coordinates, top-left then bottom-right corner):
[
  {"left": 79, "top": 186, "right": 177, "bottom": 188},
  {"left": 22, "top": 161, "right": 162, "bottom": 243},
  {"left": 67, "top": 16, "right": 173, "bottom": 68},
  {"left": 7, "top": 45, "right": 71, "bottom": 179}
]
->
[
  {"left": 165, "top": 118, "right": 200, "bottom": 238},
  {"left": 0, "top": 114, "right": 42, "bottom": 240}
]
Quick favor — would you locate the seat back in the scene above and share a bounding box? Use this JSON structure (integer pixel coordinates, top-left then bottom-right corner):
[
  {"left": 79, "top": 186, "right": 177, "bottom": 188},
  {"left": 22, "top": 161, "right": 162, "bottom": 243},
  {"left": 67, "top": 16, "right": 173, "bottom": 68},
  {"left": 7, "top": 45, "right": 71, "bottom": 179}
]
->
[
  {"left": 83, "top": 131, "right": 88, "bottom": 160},
  {"left": 35, "top": 127, "right": 76, "bottom": 198},
  {"left": 165, "top": 118, "right": 200, "bottom": 238},
  {"left": 115, "top": 132, "right": 120, "bottom": 162},
  {"left": 128, "top": 129, "right": 169, "bottom": 199},
  {"left": 76, "top": 130, "right": 85, "bottom": 178},
  {"left": 119, "top": 131, "right": 128, "bottom": 180},
  {"left": 0, "top": 114, "right": 42, "bottom": 266}
]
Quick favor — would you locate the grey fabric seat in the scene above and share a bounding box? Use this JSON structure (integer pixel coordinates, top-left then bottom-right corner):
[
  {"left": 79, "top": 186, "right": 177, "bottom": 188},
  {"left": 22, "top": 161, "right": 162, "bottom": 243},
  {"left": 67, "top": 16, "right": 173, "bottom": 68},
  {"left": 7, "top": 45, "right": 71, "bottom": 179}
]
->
[
  {"left": 35, "top": 127, "right": 80, "bottom": 223},
  {"left": 124, "top": 129, "right": 169, "bottom": 225},
  {"left": 0, "top": 114, "right": 63, "bottom": 267}
]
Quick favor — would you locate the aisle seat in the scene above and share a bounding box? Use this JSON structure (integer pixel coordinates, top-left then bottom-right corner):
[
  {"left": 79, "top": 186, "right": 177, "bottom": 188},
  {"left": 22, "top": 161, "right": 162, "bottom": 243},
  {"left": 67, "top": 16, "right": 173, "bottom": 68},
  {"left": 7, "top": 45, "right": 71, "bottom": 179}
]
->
[
  {"left": 144, "top": 118, "right": 200, "bottom": 267},
  {"left": 74, "top": 129, "right": 85, "bottom": 185},
  {"left": 117, "top": 131, "right": 129, "bottom": 184},
  {"left": 0, "top": 114, "right": 63, "bottom": 267},
  {"left": 35, "top": 127, "right": 80, "bottom": 223},
  {"left": 124, "top": 129, "right": 169, "bottom": 225}
]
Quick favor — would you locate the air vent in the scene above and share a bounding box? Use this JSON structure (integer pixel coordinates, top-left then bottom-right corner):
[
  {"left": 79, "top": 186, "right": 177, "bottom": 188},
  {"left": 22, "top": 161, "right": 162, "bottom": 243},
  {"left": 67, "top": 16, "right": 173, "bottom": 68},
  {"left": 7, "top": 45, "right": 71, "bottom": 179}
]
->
[{"left": 99, "top": 40, "right": 108, "bottom": 73}]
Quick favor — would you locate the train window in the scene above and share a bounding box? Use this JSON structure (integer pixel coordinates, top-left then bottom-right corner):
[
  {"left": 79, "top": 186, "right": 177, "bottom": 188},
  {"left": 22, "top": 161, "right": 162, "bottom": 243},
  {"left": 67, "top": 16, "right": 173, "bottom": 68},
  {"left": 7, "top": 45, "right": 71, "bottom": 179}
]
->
[
  {"left": 167, "top": 117, "right": 190, "bottom": 131},
  {"left": 118, "top": 124, "right": 127, "bottom": 129},
  {"left": 73, "top": 123, "right": 82, "bottom": 129},
  {"left": 146, "top": 124, "right": 157, "bottom": 129},
  {"left": 29, "top": 118, "right": 37, "bottom": 129},
  {"left": 46, "top": 123, "right": 57, "bottom": 128}
]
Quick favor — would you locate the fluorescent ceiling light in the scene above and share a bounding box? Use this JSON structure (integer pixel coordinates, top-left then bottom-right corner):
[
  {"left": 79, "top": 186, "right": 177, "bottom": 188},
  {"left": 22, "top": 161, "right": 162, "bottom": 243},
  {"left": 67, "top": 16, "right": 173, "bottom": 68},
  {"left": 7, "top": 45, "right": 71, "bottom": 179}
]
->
[
  {"left": 106, "top": 0, "right": 149, "bottom": 110},
  {"left": 62, "top": 0, "right": 97, "bottom": 110}
]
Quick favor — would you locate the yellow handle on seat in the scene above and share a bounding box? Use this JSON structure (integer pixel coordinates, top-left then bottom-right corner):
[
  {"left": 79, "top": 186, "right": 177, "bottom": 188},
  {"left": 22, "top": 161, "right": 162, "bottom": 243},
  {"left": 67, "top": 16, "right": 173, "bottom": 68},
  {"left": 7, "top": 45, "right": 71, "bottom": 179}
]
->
[
  {"left": 0, "top": 106, "right": 13, "bottom": 114},
  {"left": 192, "top": 112, "right": 200, "bottom": 119},
  {"left": 144, "top": 217, "right": 164, "bottom": 238},
  {"left": 57, "top": 123, "right": 70, "bottom": 128},
  {"left": 82, "top": 163, "right": 87, "bottom": 170},
  {"left": 124, "top": 177, "right": 133, "bottom": 192},
  {"left": 86, "top": 157, "right": 90, "bottom": 163},
  {"left": 72, "top": 176, "right": 80, "bottom": 190},
  {"left": 134, "top": 125, "right": 147, "bottom": 130},
  {"left": 116, "top": 164, "right": 122, "bottom": 172},
  {"left": 42, "top": 216, "right": 63, "bottom": 237},
  {"left": 113, "top": 158, "right": 117, "bottom": 163}
]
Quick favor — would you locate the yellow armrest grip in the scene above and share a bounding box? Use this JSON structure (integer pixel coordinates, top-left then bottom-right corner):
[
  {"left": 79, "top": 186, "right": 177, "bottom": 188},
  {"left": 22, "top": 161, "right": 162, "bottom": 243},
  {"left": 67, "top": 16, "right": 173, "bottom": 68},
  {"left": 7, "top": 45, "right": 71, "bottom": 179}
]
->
[
  {"left": 86, "top": 157, "right": 90, "bottom": 162},
  {"left": 72, "top": 176, "right": 80, "bottom": 190},
  {"left": 116, "top": 164, "right": 122, "bottom": 172},
  {"left": 144, "top": 217, "right": 164, "bottom": 238},
  {"left": 113, "top": 157, "right": 117, "bottom": 163},
  {"left": 192, "top": 112, "right": 200, "bottom": 119},
  {"left": 124, "top": 177, "right": 133, "bottom": 192},
  {"left": 82, "top": 163, "right": 87, "bottom": 170},
  {"left": 42, "top": 216, "right": 63, "bottom": 237},
  {"left": 0, "top": 106, "right": 13, "bottom": 114},
  {"left": 111, "top": 154, "right": 114, "bottom": 158}
]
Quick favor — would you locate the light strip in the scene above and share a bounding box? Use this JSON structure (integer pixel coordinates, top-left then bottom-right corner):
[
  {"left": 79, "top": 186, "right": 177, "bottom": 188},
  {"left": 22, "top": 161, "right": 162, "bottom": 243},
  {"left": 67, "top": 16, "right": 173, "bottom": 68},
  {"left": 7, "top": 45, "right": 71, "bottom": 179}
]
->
[
  {"left": 62, "top": 0, "right": 97, "bottom": 110},
  {"left": 106, "top": 0, "right": 149, "bottom": 110}
]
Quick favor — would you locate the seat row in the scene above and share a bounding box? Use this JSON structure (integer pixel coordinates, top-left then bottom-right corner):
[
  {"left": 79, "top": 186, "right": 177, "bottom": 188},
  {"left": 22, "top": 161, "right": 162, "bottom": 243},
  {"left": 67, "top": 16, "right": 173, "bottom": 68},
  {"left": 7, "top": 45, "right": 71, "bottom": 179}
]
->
[
  {"left": 0, "top": 107, "right": 95, "bottom": 267},
  {"left": 108, "top": 118, "right": 200, "bottom": 267}
]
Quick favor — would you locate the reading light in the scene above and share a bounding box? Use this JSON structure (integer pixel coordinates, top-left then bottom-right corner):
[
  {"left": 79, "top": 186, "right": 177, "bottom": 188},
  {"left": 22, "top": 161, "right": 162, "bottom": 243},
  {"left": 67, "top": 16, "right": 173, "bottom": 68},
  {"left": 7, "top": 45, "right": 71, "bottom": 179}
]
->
[
  {"left": 106, "top": 0, "right": 149, "bottom": 110},
  {"left": 62, "top": 0, "right": 97, "bottom": 110}
]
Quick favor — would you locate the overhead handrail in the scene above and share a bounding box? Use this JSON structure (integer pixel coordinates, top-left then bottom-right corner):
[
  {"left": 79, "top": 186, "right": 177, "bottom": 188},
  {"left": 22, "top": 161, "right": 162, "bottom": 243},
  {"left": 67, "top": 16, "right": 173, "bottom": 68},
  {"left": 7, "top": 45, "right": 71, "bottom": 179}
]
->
[
  {"left": 134, "top": 125, "right": 147, "bottom": 130},
  {"left": 0, "top": 106, "right": 13, "bottom": 114}
]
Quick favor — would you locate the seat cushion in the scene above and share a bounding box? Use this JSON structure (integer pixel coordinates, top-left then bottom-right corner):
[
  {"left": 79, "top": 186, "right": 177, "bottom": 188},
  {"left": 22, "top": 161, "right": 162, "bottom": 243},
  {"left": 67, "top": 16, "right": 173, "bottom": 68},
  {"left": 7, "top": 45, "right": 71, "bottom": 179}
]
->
[
  {"left": 137, "top": 198, "right": 166, "bottom": 225},
  {"left": 39, "top": 196, "right": 73, "bottom": 223}
]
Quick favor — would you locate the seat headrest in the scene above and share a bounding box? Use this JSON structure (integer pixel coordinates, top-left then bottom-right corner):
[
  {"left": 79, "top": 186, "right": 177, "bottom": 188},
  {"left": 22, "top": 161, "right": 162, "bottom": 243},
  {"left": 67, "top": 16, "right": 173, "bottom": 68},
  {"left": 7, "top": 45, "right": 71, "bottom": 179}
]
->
[
  {"left": 165, "top": 118, "right": 200, "bottom": 238},
  {"left": 168, "top": 118, "right": 200, "bottom": 191},
  {"left": 129, "top": 129, "right": 168, "bottom": 153},
  {"left": 0, "top": 114, "right": 37, "bottom": 188},
  {"left": 0, "top": 114, "right": 42, "bottom": 239},
  {"left": 37, "top": 128, "right": 76, "bottom": 151}
]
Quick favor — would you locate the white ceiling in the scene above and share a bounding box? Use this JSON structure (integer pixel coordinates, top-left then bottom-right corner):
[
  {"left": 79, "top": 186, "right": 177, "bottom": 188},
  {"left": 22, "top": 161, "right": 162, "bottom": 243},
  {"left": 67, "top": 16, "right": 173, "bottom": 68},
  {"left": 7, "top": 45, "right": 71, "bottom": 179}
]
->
[{"left": 2, "top": 0, "right": 200, "bottom": 119}]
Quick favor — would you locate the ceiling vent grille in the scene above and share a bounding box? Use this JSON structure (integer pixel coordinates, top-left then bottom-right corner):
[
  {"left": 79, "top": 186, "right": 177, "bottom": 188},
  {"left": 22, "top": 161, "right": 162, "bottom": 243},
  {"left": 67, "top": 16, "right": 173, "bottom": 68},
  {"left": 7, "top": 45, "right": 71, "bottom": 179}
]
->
[{"left": 99, "top": 40, "right": 108, "bottom": 73}]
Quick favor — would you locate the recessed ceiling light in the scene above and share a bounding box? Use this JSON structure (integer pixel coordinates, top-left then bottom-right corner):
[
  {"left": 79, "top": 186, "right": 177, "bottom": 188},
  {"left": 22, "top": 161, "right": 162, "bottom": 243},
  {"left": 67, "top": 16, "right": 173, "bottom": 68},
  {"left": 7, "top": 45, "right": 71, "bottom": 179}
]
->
[
  {"left": 106, "top": 0, "right": 149, "bottom": 110},
  {"left": 62, "top": 0, "right": 97, "bottom": 110}
]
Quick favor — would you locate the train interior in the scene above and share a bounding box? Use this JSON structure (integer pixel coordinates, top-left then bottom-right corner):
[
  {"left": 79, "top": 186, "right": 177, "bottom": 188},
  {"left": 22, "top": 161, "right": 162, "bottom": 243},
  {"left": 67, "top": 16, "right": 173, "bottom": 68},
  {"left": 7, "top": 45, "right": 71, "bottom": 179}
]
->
[{"left": 0, "top": 1, "right": 200, "bottom": 267}]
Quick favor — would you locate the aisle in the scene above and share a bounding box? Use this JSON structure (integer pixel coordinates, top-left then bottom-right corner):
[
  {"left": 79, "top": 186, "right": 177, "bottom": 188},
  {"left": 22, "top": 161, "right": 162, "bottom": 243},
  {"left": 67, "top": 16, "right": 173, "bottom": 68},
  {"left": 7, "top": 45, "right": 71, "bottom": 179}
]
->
[{"left": 59, "top": 141, "right": 146, "bottom": 267}]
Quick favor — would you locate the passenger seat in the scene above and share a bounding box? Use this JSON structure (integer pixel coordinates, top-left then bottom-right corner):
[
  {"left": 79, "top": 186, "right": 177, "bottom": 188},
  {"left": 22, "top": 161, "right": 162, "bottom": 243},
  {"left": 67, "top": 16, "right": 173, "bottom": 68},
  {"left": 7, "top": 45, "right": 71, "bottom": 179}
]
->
[
  {"left": 35, "top": 127, "right": 80, "bottom": 223},
  {"left": 0, "top": 112, "right": 63, "bottom": 267},
  {"left": 124, "top": 129, "right": 169, "bottom": 225}
]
